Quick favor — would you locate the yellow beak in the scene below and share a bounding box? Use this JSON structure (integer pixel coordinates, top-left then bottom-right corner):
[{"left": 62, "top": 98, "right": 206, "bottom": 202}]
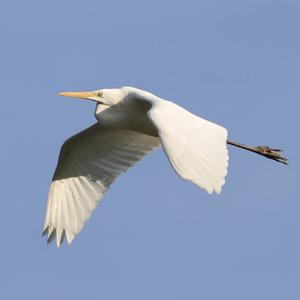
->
[{"left": 58, "top": 91, "right": 94, "bottom": 100}]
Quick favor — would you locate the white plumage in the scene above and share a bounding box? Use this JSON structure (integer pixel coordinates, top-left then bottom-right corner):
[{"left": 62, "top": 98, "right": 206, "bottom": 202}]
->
[{"left": 43, "top": 86, "right": 228, "bottom": 246}]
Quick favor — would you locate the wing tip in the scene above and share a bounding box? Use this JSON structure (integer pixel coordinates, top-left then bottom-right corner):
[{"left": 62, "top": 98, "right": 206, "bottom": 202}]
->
[{"left": 42, "top": 226, "right": 75, "bottom": 247}]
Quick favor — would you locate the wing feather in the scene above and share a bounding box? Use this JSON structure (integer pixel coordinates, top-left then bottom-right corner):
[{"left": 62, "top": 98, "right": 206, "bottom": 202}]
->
[
  {"left": 43, "top": 123, "right": 160, "bottom": 246},
  {"left": 148, "top": 101, "right": 228, "bottom": 194}
]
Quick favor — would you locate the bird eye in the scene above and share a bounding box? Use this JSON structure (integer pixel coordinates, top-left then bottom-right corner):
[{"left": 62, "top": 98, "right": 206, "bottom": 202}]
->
[{"left": 97, "top": 92, "right": 103, "bottom": 98}]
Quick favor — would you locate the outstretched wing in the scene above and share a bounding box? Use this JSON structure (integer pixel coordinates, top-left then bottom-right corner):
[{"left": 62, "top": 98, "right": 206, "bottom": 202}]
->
[
  {"left": 148, "top": 100, "right": 228, "bottom": 194},
  {"left": 43, "top": 123, "right": 160, "bottom": 246}
]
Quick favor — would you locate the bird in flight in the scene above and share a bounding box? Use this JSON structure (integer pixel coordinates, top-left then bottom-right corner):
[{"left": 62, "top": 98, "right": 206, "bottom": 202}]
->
[{"left": 43, "top": 86, "right": 287, "bottom": 246}]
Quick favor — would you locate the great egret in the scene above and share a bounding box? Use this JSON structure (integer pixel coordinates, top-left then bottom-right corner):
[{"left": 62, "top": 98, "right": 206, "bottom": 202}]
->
[{"left": 43, "top": 86, "right": 287, "bottom": 246}]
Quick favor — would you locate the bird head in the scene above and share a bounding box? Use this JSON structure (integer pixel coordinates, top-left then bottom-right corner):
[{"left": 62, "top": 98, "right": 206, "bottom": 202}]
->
[{"left": 58, "top": 88, "right": 125, "bottom": 105}]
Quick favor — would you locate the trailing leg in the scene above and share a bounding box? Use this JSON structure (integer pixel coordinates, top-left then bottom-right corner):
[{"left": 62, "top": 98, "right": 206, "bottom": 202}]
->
[{"left": 226, "top": 140, "right": 288, "bottom": 165}]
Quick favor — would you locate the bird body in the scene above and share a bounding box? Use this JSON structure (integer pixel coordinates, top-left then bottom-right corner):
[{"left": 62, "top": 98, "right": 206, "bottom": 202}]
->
[{"left": 43, "top": 86, "right": 286, "bottom": 247}]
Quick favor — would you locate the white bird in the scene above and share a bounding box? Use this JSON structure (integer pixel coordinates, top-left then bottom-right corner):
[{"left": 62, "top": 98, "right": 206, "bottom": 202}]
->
[{"left": 43, "top": 86, "right": 287, "bottom": 246}]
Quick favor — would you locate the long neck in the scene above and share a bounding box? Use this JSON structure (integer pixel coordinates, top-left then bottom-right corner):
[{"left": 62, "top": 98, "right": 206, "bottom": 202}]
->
[{"left": 122, "top": 86, "right": 164, "bottom": 105}]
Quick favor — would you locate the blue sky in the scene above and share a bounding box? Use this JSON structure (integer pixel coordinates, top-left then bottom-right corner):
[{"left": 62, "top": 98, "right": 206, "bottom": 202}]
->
[{"left": 1, "top": 0, "right": 299, "bottom": 299}]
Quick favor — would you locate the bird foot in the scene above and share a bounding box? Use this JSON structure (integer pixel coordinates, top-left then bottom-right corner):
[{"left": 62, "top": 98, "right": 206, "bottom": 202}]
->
[{"left": 255, "top": 146, "right": 288, "bottom": 165}]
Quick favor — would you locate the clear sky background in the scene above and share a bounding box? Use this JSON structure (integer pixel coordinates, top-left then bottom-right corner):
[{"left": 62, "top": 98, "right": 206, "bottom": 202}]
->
[{"left": 1, "top": 0, "right": 299, "bottom": 299}]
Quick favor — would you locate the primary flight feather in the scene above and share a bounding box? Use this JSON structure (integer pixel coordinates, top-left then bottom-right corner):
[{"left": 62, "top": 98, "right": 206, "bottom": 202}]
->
[{"left": 43, "top": 86, "right": 287, "bottom": 247}]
